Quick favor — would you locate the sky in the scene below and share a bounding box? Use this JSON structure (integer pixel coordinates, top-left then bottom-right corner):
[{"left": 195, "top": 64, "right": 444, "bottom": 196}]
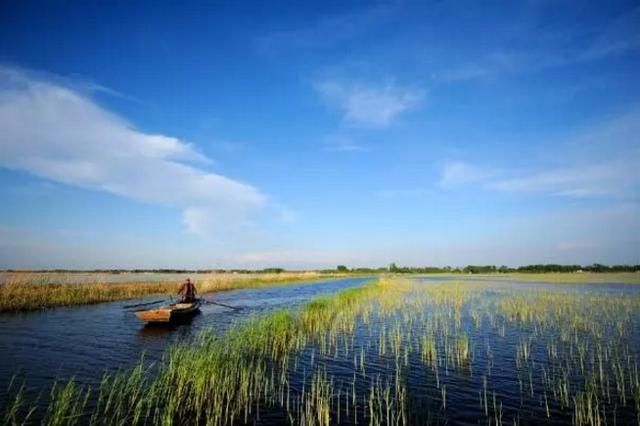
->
[{"left": 0, "top": 1, "right": 639, "bottom": 269}]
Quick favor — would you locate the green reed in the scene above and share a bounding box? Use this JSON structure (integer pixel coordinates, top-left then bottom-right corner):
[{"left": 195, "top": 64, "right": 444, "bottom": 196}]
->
[{"left": 3, "top": 277, "right": 640, "bottom": 425}]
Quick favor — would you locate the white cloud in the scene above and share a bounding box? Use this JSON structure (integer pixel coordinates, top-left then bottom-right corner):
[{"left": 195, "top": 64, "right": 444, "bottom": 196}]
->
[
  {"left": 485, "top": 165, "right": 628, "bottom": 197},
  {"left": 0, "top": 65, "right": 267, "bottom": 237},
  {"left": 434, "top": 9, "right": 640, "bottom": 84},
  {"left": 447, "top": 160, "right": 638, "bottom": 199},
  {"left": 323, "top": 134, "right": 368, "bottom": 152},
  {"left": 438, "top": 161, "right": 494, "bottom": 188},
  {"left": 485, "top": 110, "right": 640, "bottom": 198},
  {"left": 439, "top": 110, "right": 640, "bottom": 199},
  {"left": 315, "top": 79, "right": 423, "bottom": 127},
  {"left": 234, "top": 249, "right": 362, "bottom": 268},
  {"left": 374, "top": 188, "right": 430, "bottom": 199}
]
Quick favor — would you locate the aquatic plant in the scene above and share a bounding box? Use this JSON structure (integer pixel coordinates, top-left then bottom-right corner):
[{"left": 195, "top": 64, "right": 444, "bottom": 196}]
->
[
  {"left": 0, "top": 271, "right": 351, "bottom": 312},
  {"left": 3, "top": 276, "right": 640, "bottom": 425}
]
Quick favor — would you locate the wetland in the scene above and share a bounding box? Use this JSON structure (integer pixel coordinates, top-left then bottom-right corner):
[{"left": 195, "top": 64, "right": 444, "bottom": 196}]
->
[{"left": 1, "top": 275, "right": 639, "bottom": 425}]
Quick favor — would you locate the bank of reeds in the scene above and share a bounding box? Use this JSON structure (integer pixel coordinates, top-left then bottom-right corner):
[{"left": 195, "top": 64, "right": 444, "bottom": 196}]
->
[
  {"left": 414, "top": 272, "right": 640, "bottom": 284},
  {"left": 497, "top": 272, "right": 640, "bottom": 284},
  {"left": 0, "top": 271, "right": 348, "bottom": 312}
]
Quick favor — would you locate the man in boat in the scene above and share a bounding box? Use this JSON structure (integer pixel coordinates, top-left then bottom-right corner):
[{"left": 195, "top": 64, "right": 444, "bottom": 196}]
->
[{"left": 178, "top": 278, "right": 197, "bottom": 303}]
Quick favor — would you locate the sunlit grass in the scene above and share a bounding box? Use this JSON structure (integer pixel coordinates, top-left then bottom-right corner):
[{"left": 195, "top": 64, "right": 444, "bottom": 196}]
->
[
  {"left": 492, "top": 272, "right": 640, "bottom": 284},
  {"left": 3, "top": 277, "right": 640, "bottom": 425},
  {"left": 0, "top": 271, "right": 350, "bottom": 312},
  {"left": 414, "top": 272, "right": 640, "bottom": 284}
]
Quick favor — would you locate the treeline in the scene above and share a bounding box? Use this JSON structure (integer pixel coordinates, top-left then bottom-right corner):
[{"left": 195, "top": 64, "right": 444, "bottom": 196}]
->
[
  {"left": 1, "top": 268, "right": 293, "bottom": 274},
  {"left": 335, "top": 263, "right": 640, "bottom": 274},
  {"left": 3, "top": 264, "right": 639, "bottom": 275},
  {"left": 513, "top": 264, "right": 640, "bottom": 273}
]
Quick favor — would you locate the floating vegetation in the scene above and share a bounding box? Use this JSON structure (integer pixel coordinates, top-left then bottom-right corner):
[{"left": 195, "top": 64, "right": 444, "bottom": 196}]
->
[{"left": 2, "top": 277, "right": 639, "bottom": 425}]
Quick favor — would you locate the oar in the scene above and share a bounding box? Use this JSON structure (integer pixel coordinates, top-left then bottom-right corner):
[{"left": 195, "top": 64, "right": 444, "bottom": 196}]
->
[
  {"left": 202, "top": 299, "right": 241, "bottom": 311},
  {"left": 123, "top": 299, "right": 166, "bottom": 309}
]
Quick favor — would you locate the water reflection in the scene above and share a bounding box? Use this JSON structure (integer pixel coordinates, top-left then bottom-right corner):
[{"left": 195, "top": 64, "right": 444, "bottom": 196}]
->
[
  {"left": 0, "top": 277, "right": 371, "bottom": 407},
  {"left": 136, "top": 314, "right": 199, "bottom": 340}
]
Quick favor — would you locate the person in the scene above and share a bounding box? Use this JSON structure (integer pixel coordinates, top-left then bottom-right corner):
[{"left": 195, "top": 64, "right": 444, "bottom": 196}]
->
[{"left": 178, "top": 278, "right": 197, "bottom": 303}]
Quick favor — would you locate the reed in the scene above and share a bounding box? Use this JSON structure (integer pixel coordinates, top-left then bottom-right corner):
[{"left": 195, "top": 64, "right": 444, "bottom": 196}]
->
[
  {"left": 3, "top": 276, "right": 640, "bottom": 425},
  {"left": 498, "top": 272, "right": 640, "bottom": 284},
  {"left": 0, "top": 271, "right": 350, "bottom": 312}
]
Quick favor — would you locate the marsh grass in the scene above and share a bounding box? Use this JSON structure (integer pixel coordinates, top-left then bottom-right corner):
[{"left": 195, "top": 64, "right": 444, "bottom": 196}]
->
[
  {"left": 414, "top": 272, "right": 640, "bottom": 284},
  {"left": 0, "top": 271, "right": 348, "bottom": 312},
  {"left": 493, "top": 272, "right": 640, "bottom": 284},
  {"left": 3, "top": 277, "right": 640, "bottom": 425}
]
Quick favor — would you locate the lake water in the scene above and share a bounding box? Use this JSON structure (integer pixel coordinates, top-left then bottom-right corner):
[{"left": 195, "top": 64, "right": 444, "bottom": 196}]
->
[
  {"left": 0, "top": 277, "right": 371, "bottom": 410},
  {"left": 1, "top": 276, "right": 639, "bottom": 425},
  {"left": 268, "top": 278, "right": 640, "bottom": 425}
]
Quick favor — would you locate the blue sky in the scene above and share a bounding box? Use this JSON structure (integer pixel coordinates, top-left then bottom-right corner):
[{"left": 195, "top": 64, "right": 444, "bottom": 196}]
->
[{"left": 0, "top": 1, "right": 638, "bottom": 269}]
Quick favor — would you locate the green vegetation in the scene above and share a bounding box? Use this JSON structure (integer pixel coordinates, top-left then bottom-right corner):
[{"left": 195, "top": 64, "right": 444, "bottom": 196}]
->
[
  {"left": 323, "top": 263, "right": 640, "bottom": 275},
  {"left": 385, "top": 263, "right": 640, "bottom": 274},
  {"left": 0, "top": 271, "right": 351, "bottom": 312},
  {"left": 3, "top": 277, "right": 639, "bottom": 425}
]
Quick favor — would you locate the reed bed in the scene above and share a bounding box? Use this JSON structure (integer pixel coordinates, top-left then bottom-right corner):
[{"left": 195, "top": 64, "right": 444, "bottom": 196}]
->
[
  {"left": 496, "top": 272, "right": 640, "bottom": 284},
  {"left": 0, "top": 271, "right": 347, "bottom": 312},
  {"left": 2, "top": 277, "right": 640, "bottom": 425}
]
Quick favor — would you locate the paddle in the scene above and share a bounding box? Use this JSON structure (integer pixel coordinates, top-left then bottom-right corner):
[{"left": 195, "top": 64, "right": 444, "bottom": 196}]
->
[
  {"left": 123, "top": 299, "right": 166, "bottom": 309},
  {"left": 202, "top": 299, "right": 241, "bottom": 311}
]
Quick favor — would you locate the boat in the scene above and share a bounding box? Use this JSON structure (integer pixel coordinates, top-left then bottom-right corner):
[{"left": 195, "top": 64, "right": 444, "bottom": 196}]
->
[{"left": 135, "top": 299, "right": 201, "bottom": 323}]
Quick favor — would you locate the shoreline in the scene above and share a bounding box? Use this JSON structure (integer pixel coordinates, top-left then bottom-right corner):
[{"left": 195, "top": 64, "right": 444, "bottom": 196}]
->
[
  {"left": 1, "top": 271, "right": 637, "bottom": 313},
  {"left": 0, "top": 272, "right": 358, "bottom": 313}
]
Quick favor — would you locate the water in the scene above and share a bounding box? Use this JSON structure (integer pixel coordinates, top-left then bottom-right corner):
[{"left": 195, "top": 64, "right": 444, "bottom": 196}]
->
[
  {"left": 1, "top": 276, "right": 639, "bottom": 425},
  {"left": 416, "top": 275, "right": 640, "bottom": 294},
  {"left": 260, "top": 278, "right": 640, "bottom": 425},
  {"left": 0, "top": 277, "right": 371, "bottom": 407}
]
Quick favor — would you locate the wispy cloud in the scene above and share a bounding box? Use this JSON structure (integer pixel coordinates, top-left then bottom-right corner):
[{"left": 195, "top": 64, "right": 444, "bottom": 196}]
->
[
  {"left": 323, "top": 134, "right": 369, "bottom": 152},
  {"left": 440, "top": 161, "right": 638, "bottom": 199},
  {"left": 434, "top": 8, "right": 640, "bottom": 83},
  {"left": 374, "top": 188, "right": 430, "bottom": 199},
  {"left": 438, "top": 109, "right": 640, "bottom": 199},
  {"left": 315, "top": 79, "right": 423, "bottom": 127},
  {"left": 485, "top": 165, "right": 633, "bottom": 197},
  {"left": 578, "top": 7, "right": 640, "bottom": 61},
  {"left": 0, "top": 65, "right": 267, "bottom": 237},
  {"left": 256, "top": 6, "right": 394, "bottom": 54},
  {"left": 234, "top": 249, "right": 361, "bottom": 268},
  {"left": 438, "top": 161, "right": 494, "bottom": 188}
]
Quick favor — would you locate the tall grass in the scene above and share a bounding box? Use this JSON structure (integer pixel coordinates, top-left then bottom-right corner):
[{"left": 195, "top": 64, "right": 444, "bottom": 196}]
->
[
  {"left": 3, "top": 277, "right": 640, "bottom": 425},
  {"left": 497, "top": 272, "right": 640, "bottom": 284},
  {"left": 0, "top": 271, "right": 350, "bottom": 312}
]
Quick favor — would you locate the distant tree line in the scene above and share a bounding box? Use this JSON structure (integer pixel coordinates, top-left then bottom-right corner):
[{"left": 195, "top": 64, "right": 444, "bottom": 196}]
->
[
  {"left": 3, "top": 264, "right": 639, "bottom": 274},
  {"left": 334, "top": 263, "right": 640, "bottom": 274},
  {"left": 512, "top": 264, "right": 640, "bottom": 273},
  {"left": 1, "top": 268, "right": 290, "bottom": 274}
]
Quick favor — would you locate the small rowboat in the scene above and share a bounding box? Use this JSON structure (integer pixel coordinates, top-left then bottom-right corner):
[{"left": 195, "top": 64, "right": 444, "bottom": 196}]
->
[{"left": 135, "top": 299, "right": 201, "bottom": 323}]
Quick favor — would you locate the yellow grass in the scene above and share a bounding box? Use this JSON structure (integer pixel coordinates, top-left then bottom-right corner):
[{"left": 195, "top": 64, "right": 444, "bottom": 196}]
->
[
  {"left": 496, "top": 272, "right": 640, "bottom": 284},
  {"left": 414, "top": 272, "right": 640, "bottom": 284},
  {"left": 0, "top": 271, "right": 350, "bottom": 312}
]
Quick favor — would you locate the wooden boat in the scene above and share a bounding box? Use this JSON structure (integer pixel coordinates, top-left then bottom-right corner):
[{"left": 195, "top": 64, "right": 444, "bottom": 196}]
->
[{"left": 135, "top": 299, "right": 201, "bottom": 323}]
